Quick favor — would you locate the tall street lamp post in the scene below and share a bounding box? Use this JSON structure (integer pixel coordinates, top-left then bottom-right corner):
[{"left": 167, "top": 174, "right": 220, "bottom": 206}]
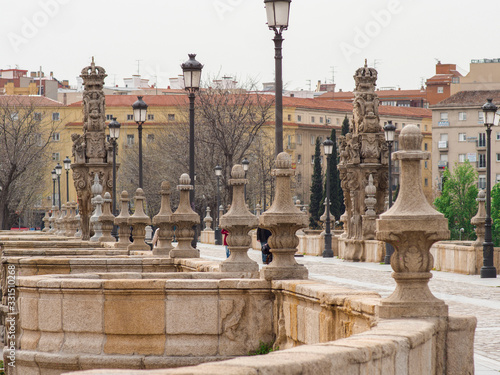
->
[
  {"left": 322, "top": 137, "right": 334, "bottom": 258},
  {"left": 383, "top": 120, "right": 396, "bottom": 264},
  {"left": 214, "top": 165, "right": 222, "bottom": 245},
  {"left": 51, "top": 169, "right": 57, "bottom": 206},
  {"left": 55, "top": 163, "right": 62, "bottom": 210},
  {"left": 109, "top": 117, "right": 121, "bottom": 240},
  {"left": 242, "top": 157, "right": 249, "bottom": 202},
  {"left": 264, "top": 0, "right": 291, "bottom": 155},
  {"left": 132, "top": 96, "right": 148, "bottom": 189},
  {"left": 63, "top": 156, "right": 71, "bottom": 202},
  {"left": 481, "top": 98, "right": 498, "bottom": 278}
]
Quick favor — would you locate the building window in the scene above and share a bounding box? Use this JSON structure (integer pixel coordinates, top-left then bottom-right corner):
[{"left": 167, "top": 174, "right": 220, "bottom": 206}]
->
[
  {"left": 127, "top": 134, "right": 135, "bottom": 145},
  {"left": 311, "top": 155, "right": 314, "bottom": 164},
  {"left": 34, "top": 112, "right": 42, "bottom": 121},
  {"left": 479, "top": 175, "right": 486, "bottom": 189},
  {"left": 52, "top": 152, "right": 60, "bottom": 161},
  {"left": 424, "top": 125, "right": 428, "bottom": 131},
  {"left": 147, "top": 134, "right": 155, "bottom": 142},
  {"left": 424, "top": 142, "right": 428, "bottom": 151},
  {"left": 52, "top": 112, "right": 60, "bottom": 121},
  {"left": 297, "top": 154, "right": 302, "bottom": 164},
  {"left": 106, "top": 114, "right": 114, "bottom": 120},
  {"left": 478, "top": 133, "right": 486, "bottom": 147},
  {"left": 320, "top": 117, "right": 324, "bottom": 123},
  {"left": 440, "top": 112, "right": 448, "bottom": 121},
  {"left": 459, "top": 112, "right": 467, "bottom": 121},
  {"left": 452, "top": 77, "right": 460, "bottom": 84},
  {"left": 296, "top": 134, "right": 302, "bottom": 145},
  {"left": 52, "top": 133, "right": 60, "bottom": 142},
  {"left": 336, "top": 118, "right": 339, "bottom": 125},
  {"left": 458, "top": 133, "right": 467, "bottom": 142},
  {"left": 478, "top": 111, "right": 484, "bottom": 124},
  {"left": 297, "top": 173, "right": 302, "bottom": 184},
  {"left": 424, "top": 161, "right": 428, "bottom": 169},
  {"left": 148, "top": 114, "right": 155, "bottom": 121},
  {"left": 10, "top": 112, "right": 19, "bottom": 121},
  {"left": 496, "top": 174, "right": 500, "bottom": 184},
  {"left": 287, "top": 114, "right": 291, "bottom": 121},
  {"left": 459, "top": 154, "right": 466, "bottom": 163},
  {"left": 297, "top": 115, "right": 302, "bottom": 122},
  {"left": 326, "top": 118, "right": 331, "bottom": 124},
  {"left": 402, "top": 123, "right": 405, "bottom": 128},
  {"left": 310, "top": 136, "right": 315, "bottom": 145},
  {"left": 437, "top": 87, "right": 444, "bottom": 94},
  {"left": 424, "top": 178, "right": 428, "bottom": 187},
  {"left": 168, "top": 114, "right": 175, "bottom": 121},
  {"left": 496, "top": 131, "right": 500, "bottom": 141},
  {"left": 318, "top": 136, "right": 323, "bottom": 143},
  {"left": 479, "top": 153, "right": 486, "bottom": 168},
  {"left": 311, "top": 116, "right": 315, "bottom": 123},
  {"left": 127, "top": 114, "right": 133, "bottom": 121}
]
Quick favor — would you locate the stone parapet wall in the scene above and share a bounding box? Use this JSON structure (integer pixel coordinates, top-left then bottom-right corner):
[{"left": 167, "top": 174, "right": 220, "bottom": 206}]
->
[
  {"left": 199, "top": 230, "right": 214, "bottom": 245},
  {"left": 338, "top": 238, "right": 384, "bottom": 263}
]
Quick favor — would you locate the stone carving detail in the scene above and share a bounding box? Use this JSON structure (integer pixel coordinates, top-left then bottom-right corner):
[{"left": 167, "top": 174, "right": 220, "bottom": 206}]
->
[
  {"left": 152, "top": 181, "right": 174, "bottom": 257},
  {"left": 114, "top": 191, "right": 132, "bottom": 249},
  {"left": 362, "top": 174, "right": 377, "bottom": 240},
  {"left": 170, "top": 174, "right": 200, "bottom": 258},
  {"left": 376, "top": 125, "right": 450, "bottom": 318},
  {"left": 203, "top": 207, "right": 213, "bottom": 231},
  {"left": 221, "top": 299, "right": 246, "bottom": 341},
  {"left": 259, "top": 152, "right": 308, "bottom": 280},
  {"left": 337, "top": 62, "right": 388, "bottom": 259},
  {"left": 220, "top": 165, "right": 259, "bottom": 273},
  {"left": 471, "top": 190, "right": 486, "bottom": 247},
  {"left": 127, "top": 188, "right": 151, "bottom": 252},
  {"left": 99, "top": 192, "right": 115, "bottom": 242}
]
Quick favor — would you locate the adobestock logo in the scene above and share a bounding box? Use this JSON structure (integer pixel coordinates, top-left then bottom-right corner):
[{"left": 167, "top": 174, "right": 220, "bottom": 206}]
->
[
  {"left": 340, "top": 0, "right": 403, "bottom": 63},
  {"left": 8, "top": 0, "right": 72, "bottom": 53},
  {"left": 213, "top": 0, "right": 243, "bottom": 21}
]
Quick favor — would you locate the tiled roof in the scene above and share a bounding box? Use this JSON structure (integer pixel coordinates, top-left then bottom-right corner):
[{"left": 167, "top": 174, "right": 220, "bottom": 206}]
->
[
  {"left": 318, "top": 89, "right": 427, "bottom": 100},
  {"left": 0, "top": 95, "right": 63, "bottom": 107},
  {"left": 69, "top": 95, "right": 189, "bottom": 107},
  {"left": 431, "top": 90, "right": 500, "bottom": 107}
]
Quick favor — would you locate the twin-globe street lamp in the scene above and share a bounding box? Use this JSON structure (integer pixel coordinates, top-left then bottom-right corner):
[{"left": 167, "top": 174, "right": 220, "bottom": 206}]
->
[
  {"left": 108, "top": 117, "right": 121, "bottom": 240},
  {"left": 51, "top": 169, "right": 57, "bottom": 207},
  {"left": 132, "top": 96, "right": 148, "bottom": 189},
  {"left": 63, "top": 156, "right": 71, "bottom": 203},
  {"left": 481, "top": 98, "right": 498, "bottom": 278},
  {"left": 383, "top": 120, "right": 396, "bottom": 264},
  {"left": 55, "top": 163, "right": 62, "bottom": 210},
  {"left": 264, "top": 0, "right": 291, "bottom": 155},
  {"left": 242, "top": 157, "right": 250, "bottom": 202},
  {"left": 322, "top": 137, "right": 334, "bottom": 258},
  {"left": 214, "top": 165, "right": 223, "bottom": 246}
]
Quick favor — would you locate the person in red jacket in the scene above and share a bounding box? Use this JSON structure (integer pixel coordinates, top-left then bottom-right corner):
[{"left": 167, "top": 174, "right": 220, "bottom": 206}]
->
[{"left": 221, "top": 228, "right": 230, "bottom": 258}]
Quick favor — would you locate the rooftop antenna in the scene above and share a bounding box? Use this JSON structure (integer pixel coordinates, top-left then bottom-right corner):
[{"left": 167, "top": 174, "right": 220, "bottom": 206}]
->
[
  {"left": 373, "top": 59, "right": 382, "bottom": 69},
  {"left": 136, "top": 60, "right": 142, "bottom": 75},
  {"left": 306, "top": 79, "right": 311, "bottom": 91},
  {"left": 330, "top": 66, "right": 337, "bottom": 84}
]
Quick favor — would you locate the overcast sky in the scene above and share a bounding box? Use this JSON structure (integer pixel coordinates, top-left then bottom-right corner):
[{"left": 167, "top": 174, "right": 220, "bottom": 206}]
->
[{"left": 2, "top": 0, "right": 500, "bottom": 92}]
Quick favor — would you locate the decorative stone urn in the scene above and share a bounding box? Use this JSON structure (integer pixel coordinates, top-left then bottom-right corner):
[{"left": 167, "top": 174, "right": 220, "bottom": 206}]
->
[
  {"left": 376, "top": 125, "right": 450, "bottom": 318},
  {"left": 99, "top": 192, "right": 115, "bottom": 242},
  {"left": 152, "top": 181, "right": 174, "bottom": 257},
  {"left": 127, "top": 188, "right": 151, "bottom": 252},
  {"left": 220, "top": 165, "right": 259, "bottom": 273},
  {"left": 114, "top": 191, "right": 132, "bottom": 249},
  {"left": 471, "top": 190, "right": 486, "bottom": 247},
  {"left": 170, "top": 174, "right": 200, "bottom": 258},
  {"left": 259, "top": 152, "right": 308, "bottom": 280}
]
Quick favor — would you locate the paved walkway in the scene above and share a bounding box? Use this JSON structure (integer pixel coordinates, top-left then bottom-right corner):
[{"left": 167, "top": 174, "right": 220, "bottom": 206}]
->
[{"left": 198, "top": 243, "right": 500, "bottom": 374}]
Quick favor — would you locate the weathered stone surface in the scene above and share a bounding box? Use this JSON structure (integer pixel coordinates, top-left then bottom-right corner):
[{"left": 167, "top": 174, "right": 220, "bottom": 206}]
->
[
  {"left": 127, "top": 188, "right": 151, "bottom": 252},
  {"left": 114, "top": 191, "right": 132, "bottom": 249},
  {"left": 152, "top": 181, "right": 174, "bottom": 257},
  {"left": 166, "top": 294, "right": 218, "bottom": 335},
  {"left": 62, "top": 294, "right": 104, "bottom": 333},
  {"left": 99, "top": 192, "right": 115, "bottom": 242}
]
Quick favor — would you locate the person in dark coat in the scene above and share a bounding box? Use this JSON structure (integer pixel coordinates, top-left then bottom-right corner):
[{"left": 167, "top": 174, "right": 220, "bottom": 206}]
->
[{"left": 257, "top": 227, "right": 272, "bottom": 264}]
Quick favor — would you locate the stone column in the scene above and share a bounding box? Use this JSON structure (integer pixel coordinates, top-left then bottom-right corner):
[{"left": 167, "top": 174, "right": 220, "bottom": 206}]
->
[
  {"left": 152, "top": 181, "right": 174, "bottom": 257},
  {"left": 203, "top": 207, "right": 213, "bottom": 230},
  {"left": 99, "top": 192, "right": 115, "bottom": 242},
  {"left": 42, "top": 211, "right": 50, "bottom": 232},
  {"left": 259, "top": 152, "right": 308, "bottom": 280},
  {"left": 471, "top": 190, "right": 486, "bottom": 247},
  {"left": 170, "top": 174, "right": 200, "bottom": 258},
  {"left": 114, "top": 191, "right": 132, "bottom": 249},
  {"left": 362, "top": 174, "right": 377, "bottom": 240},
  {"left": 90, "top": 195, "right": 103, "bottom": 242},
  {"left": 376, "top": 125, "right": 450, "bottom": 318},
  {"left": 128, "top": 188, "right": 151, "bottom": 252},
  {"left": 220, "top": 165, "right": 259, "bottom": 273}
]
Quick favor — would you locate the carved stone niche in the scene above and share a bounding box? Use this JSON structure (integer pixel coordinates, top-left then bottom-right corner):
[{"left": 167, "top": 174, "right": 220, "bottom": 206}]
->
[{"left": 376, "top": 125, "right": 450, "bottom": 319}]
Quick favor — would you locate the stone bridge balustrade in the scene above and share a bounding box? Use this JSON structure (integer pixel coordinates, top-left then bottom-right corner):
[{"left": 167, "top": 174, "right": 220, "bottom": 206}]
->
[
  {"left": 152, "top": 181, "right": 174, "bottom": 257},
  {"left": 114, "top": 191, "right": 131, "bottom": 249},
  {"left": 127, "top": 188, "right": 151, "bottom": 252},
  {"left": 99, "top": 192, "right": 115, "bottom": 243},
  {"left": 66, "top": 201, "right": 77, "bottom": 237}
]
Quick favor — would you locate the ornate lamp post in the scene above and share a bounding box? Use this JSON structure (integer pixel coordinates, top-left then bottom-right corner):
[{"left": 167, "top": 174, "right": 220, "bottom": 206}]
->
[
  {"left": 51, "top": 169, "right": 57, "bottom": 206},
  {"left": 481, "top": 98, "right": 498, "bottom": 278},
  {"left": 63, "top": 156, "right": 71, "bottom": 203},
  {"left": 322, "top": 137, "right": 334, "bottom": 258},
  {"left": 132, "top": 96, "right": 148, "bottom": 189},
  {"left": 109, "top": 117, "right": 121, "bottom": 240},
  {"left": 242, "top": 157, "right": 249, "bottom": 202},
  {"left": 383, "top": 120, "right": 396, "bottom": 264},
  {"left": 264, "top": 0, "right": 291, "bottom": 155},
  {"left": 55, "top": 163, "right": 62, "bottom": 209},
  {"left": 214, "top": 165, "right": 223, "bottom": 245}
]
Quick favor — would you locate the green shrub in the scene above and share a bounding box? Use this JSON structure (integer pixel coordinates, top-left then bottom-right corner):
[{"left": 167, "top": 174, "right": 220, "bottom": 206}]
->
[{"left": 248, "top": 341, "right": 278, "bottom": 356}]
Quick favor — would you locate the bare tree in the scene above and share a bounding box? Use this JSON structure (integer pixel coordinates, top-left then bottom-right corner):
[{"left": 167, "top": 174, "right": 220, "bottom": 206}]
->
[{"left": 0, "top": 96, "right": 61, "bottom": 229}]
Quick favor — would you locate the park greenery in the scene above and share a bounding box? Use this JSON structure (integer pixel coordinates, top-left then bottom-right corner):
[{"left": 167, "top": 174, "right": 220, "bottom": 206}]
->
[{"left": 309, "top": 137, "right": 323, "bottom": 229}]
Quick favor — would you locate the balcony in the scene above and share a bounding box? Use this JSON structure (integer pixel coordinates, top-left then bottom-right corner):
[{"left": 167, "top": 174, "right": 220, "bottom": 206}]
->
[{"left": 438, "top": 141, "right": 448, "bottom": 150}]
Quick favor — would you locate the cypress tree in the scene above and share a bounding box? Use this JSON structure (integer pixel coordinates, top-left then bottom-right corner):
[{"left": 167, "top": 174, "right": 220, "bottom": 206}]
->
[
  {"left": 309, "top": 137, "right": 323, "bottom": 229},
  {"left": 341, "top": 115, "right": 350, "bottom": 136},
  {"left": 322, "top": 129, "right": 345, "bottom": 221}
]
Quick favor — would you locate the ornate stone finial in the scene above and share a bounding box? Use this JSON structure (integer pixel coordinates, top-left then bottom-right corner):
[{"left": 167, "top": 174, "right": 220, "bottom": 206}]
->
[
  {"left": 98, "top": 192, "right": 115, "bottom": 242},
  {"left": 48, "top": 206, "right": 57, "bottom": 233},
  {"left": 219, "top": 164, "right": 259, "bottom": 273},
  {"left": 203, "top": 207, "right": 213, "bottom": 231},
  {"left": 90, "top": 195, "right": 103, "bottom": 242},
  {"left": 259, "top": 152, "right": 308, "bottom": 280},
  {"left": 56, "top": 204, "right": 67, "bottom": 236},
  {"left": 170, "top": 174, "right": 200, "bottom": 258},
  {"left": 42, "top": 211, "right": 50, "bottom": 232},
  {"left": 152, "top": 181, "right": 174, "bottom": 257},
  {"left": 376, "top": 125, "right": 450, "bottom": 318},
  {"left": 128, "top": 188, "right": 152, "bottom": 252},
  {"left": 255, "top": 203, "right": 262, "bottom": 217},
  {"left": 364, "top": 58, "right": 367, "bottom": 67},
  {"left": 64, "top": 202, "right": 75, "bottom": 237},
  {"left": 114, "top": 191, "right": 131, "bottom": 248},
  {"left": 472, "top": 189, "right": 486, "bottom": 247}
]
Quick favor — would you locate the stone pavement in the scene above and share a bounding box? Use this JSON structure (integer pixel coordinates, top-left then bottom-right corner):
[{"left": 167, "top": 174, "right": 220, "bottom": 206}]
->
[{"left": 198, "top": 243, "right": 500, "bottom": 374}]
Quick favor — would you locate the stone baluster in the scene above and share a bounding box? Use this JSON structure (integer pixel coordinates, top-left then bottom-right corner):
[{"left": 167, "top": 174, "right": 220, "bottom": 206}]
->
[
  {"left": 362, "top": 174, "right": 377, "bottom": 240},
  {"left": 52, "top": 207, "right": 61, "bottom": 234},
  {"left": 219, "top": 205, "right": 224, "bottom": 224},
  {"left": 42, "top": 211, "right": 50, "bottom": 232},
  {"left": 48, "top": 207, "right": 56, "bottom": 233},
  {"left": 170, "top": 174, "right": 200, "bottom": 258},
  {"left": 376, "top": 125, "right": 449, "bottom": 318},
  {"left": 65, "top": 202, "right": 75, "bottom": 237},
  {"left": 203, "top": 207, "right": 213, "bottom": 231},
  {"left": 99, "top": 192, "right": 115, "bottom": 242},
  {"left": 152, "top": 181, "right": 174, "bottom": 257},
  {"left": 259, "top": 152, "right": 308, "bottom": 280},
  {"left": 471, "top": 190, "right": 486, "bottom": 247},
  {"left": 320, "top": 200, "right": 330, "bottom": 235},
  {"left": 114, "top": 191, "right": 132, "bottom": 248},
  {"left": 220, "top": 164, "right": 259, "bottom": 273},
  {"left": 255, "top": 203, "right": 262, "bottom": 217},
  {"left": 90, "top": 173, "right": 103, "bottom": 238},
  {"left": 90, "top": 195, "right": 104, "bottom": 242},
  {"left": 55, "top": 204, "right": 65, "bottom": 236},
  {"left": 127, "top": 188, "right": 151, "bottom": 252},
  {"left": 74, "top": 208, "right": 82, "bottom": 238}
]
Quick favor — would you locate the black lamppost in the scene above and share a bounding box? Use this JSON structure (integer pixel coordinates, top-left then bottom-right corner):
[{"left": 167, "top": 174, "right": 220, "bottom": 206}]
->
[
  {"left": 264, "top": 0, "right": 291, "bottom": 156},
  {"left": 109, "top": 117, "right": 121, "bottom": 240},
  {"left": 214, "top": 165, "right": 222, "bottom": 245},
  {"left": 242, "top": 157, "right": 249, "bottom": 202},
  {"left": 181, "top": 54, "right": 204, "bottom": 206},
  {"left": 63, "top": 156, "right": 71, "bottom": 202},
  {"left": 51, "top": 169, "right": 57, "bottom": 206},
  {"left": 383, "top": 120, "right": 396, "bottom": 264},
  {"left": 322, "top": 137, "right": 334, "bottom": 258},
  {"left": 481, "top": 98, "right": 498, "bottom": 278},
  {"left": 55, "top": 163, "right": 62, "bottom": 210},
  {"left": 132, "top": 96, "right": 148, "bottom": 189}
]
